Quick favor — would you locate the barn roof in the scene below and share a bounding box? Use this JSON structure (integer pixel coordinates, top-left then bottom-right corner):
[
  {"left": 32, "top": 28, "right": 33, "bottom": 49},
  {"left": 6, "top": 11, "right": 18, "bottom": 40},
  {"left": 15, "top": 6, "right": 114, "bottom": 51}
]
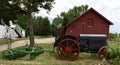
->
[{"left": 66, "top": 8, "right": 113, "bottom": 27}]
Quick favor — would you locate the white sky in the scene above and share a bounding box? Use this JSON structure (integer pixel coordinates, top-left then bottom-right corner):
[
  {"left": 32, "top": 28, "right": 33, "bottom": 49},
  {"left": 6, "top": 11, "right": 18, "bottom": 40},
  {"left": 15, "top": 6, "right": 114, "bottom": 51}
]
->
[{"left": 35, "top": 0, "right": 120, "bottom": 33}]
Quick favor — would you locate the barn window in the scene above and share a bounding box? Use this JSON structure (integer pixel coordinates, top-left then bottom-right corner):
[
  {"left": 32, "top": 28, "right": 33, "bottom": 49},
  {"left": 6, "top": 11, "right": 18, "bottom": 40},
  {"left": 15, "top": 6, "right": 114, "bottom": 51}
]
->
[
  {"left": 88, "top": 18, "right": 93, "bottom": 27},
  {"left": 82, "top": 23, "right": 85, "bottom": 33}
]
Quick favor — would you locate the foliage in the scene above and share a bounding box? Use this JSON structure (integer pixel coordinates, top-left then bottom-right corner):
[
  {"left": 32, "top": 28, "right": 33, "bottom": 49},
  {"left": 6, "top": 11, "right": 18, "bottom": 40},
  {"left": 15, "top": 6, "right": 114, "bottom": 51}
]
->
[
  {"left": 107, "top": 41, "right": 120, "bottom": 59},
  {"left": 2, "top": 46, "right": 27, "bottom": 60},
  {"left": 0, "top": 0, "right": 26, "bottom": 25},
  {"left": 39, "top": 17, "right": 50, "bottom": 35},
  {"left": 53, "top": 5, "right": 88, "bottom": 26},
  {"left": 109, "top": 33, "right": 120, "bottom": 41},
  {"left": 33, "top": 16, "right": 50, "bottom": 35},
  {"left": 50, "top": 24, "right": 58, "bottom": 36},
  {"left": 50, "top": 15, "right": 62, "bottom": 36},
  {"left": 2, "top": 45, "right": 44, "bottom": 60},
  {"left": 113, "top": 57, "right": 120, "bottom": 65},
  {"left": 109, "top": 33, "right": 117, "bottom": 41},
  {"left": 17, "top": 14, "right": 29, "bottom": 36},
  {"left": 1, "top": 0, "right": 55, "bottom": 45},
  {"left": 26, "top": 45, "right": 44, "bottom": 60},
  {"left": 52, "top": 15, "right": 62, "bottom": 28},
  {"left": 19, "top": 0, "right": 55, "bottom": 45},
  {"left": 33, "top": 16, "right": 43, "bottom": 35},
  {"left": 17, "top": 15, "right": 51, "bottom": 36},
  {"left": 107, "top": 41, "right": 120, "bottom": 65},
  {"left": 107, "top": 47, "right": 120, "bottom": 59}
]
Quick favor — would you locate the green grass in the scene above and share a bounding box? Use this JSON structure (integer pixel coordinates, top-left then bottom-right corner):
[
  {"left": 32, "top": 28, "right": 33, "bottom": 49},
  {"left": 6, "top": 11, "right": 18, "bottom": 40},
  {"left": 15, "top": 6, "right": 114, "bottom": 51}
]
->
[
  {"left": 0, "top": 39, "right": 7, "bottom": 45},
  {"left": 0, "top": 44, "right": 111, "bottom": 65},
  {"left": 34, "top": 35, "right": 53, "bottom": 39},
  {"left": 13, "top": 37, "right": 27, "bottom": 41},
  {"left": 0, "top": 38, "right": 27, "bottom": 45},
  {"left": 0, "top": 39, "right": 14, "bottom": 45}
]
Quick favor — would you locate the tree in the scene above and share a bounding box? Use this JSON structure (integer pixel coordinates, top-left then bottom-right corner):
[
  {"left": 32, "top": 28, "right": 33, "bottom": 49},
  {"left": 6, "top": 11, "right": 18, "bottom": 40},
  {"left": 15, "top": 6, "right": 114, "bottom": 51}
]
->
[
  {"left": 50, "top": 24, "right": 58, "bottom": 37},
  {"left": 109, "top": 33, "right": 116, "bottom": 41},
  {"left": 40, "top": 17, "right": 50, "bottom": 35},
  {"left": 33, "top": 16, "right": 50, "bottom": 35},
  {"left": 52, "top": 15, "right": 62, "bottom": 27},
  {"left": 0, "top": 0, "right": 26, "bottom": 25},
  {"left": 61, "top": 5, "right": 88, "bottom": 26},
  {"left": 51, "top": 15, "right": 62, "bottom": 36},
  {"left": 33, "top": 16, "right": 43, "bottom": 35},
  {"left": 10, "top": 0, "right": 55, "bottom": 45},
  {"left": 17, "top": 14, "right": 29, "bottom": 36}
]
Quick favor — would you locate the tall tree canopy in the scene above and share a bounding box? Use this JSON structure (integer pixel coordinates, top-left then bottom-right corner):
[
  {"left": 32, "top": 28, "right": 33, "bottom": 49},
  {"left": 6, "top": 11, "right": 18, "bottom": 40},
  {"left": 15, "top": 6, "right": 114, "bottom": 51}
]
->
[
  {"left": 33, "top": 16, "right": 43, "bottom": 35},
  {"left": 51, "top": 15, "right": 62, "bottom": 36},
  {"left": 17, "top": 15, "right": 51, "bottom": 36},
  {"left": 0, "top": 0, "right": 55, "bottom": 45},
  {"left": 61, "top": 5, "right": 88, "bottom": 26},
  {"left": 0, "top": 0, "right": 26, "bottom": 25},
  {"left": 33, "top": 16, "right": 50, "bottom": 35},
  {"left": 17, "top": 14, "right": 29, "bottom": 36}
]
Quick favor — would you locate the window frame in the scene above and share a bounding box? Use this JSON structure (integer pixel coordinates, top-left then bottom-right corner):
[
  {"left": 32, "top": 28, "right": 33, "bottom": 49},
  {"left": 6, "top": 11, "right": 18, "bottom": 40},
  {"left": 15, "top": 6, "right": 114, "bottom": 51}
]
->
[{"left": 88, "top": 18, "right": 93, "bottom": 27}]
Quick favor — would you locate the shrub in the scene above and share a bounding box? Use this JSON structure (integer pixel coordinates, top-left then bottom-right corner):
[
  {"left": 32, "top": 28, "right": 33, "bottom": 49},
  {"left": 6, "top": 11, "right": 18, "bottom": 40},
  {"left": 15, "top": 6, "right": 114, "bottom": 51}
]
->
[
  {"left": 29, "top": 46, "right": 44, "bottom": 59},
  {"left": 107, "top": 47, "right": 120, "bottom": 59},
  {"left": 2, "top": 45, "right": 44, "bottom": 60},
  {"left": 113, "top": 57, "right": 120, "bottom": 65}
]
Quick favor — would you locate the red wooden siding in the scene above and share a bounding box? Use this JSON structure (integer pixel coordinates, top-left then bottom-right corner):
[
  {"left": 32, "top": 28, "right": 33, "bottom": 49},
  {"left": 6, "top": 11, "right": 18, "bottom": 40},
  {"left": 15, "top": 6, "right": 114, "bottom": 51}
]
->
[{"left": 58, "top": 8, "right": 113, "bottom": 39}]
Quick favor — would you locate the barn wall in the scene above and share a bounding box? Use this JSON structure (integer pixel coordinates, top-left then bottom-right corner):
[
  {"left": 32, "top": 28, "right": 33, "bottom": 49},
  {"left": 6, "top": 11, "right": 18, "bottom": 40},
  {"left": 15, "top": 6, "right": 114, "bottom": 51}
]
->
[{"left": 66, "top": 10, "right": 110, "bottom": 38}]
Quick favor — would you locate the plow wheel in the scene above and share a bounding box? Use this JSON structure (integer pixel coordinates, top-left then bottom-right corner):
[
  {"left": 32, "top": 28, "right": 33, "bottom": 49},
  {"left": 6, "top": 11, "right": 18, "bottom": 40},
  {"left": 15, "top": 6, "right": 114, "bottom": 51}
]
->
[
  {"left": 57, "top": 38, "right": 80, "bottom": 61},
  {"left": 98, "top": 46, "right": 107, "bottom": 59}
]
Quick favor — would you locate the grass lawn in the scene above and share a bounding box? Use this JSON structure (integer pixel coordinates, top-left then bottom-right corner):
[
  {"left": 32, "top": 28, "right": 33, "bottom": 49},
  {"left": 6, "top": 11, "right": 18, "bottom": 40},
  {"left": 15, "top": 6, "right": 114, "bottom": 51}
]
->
[
  {"left": 34, "top": 35, "right": 53, "bottom": 39},
  {"left": 0, "top": 37, "right": 27, "bottom": 45},
  {"left": 0, "top": 44, "right": 111, "bottom": 65}
]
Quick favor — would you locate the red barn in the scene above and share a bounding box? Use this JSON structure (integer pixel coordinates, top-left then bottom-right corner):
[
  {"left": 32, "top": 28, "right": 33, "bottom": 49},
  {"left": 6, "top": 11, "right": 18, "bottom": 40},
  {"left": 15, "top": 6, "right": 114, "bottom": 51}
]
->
[{"left": 58, "top": 8, "right": 113, "bottom": 39}]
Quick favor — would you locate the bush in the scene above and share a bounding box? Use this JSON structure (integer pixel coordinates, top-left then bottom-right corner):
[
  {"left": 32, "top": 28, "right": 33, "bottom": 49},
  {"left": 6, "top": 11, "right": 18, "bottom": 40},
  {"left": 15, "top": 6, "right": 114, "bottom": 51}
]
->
[
  {"left": 107, "top": 47, "right": 120, "bottom": 59},
  {"left": 29, "top": 46, "right": 44, "bottom": 59},
  {"left": 113, "top": 57, "right": 120, "bottom": 65},
  {"left": 2, "top": 46, "right": 27, "bottom": 60},
  {"left": 2, "top": 45, "right": 44, "bottom": 60}
]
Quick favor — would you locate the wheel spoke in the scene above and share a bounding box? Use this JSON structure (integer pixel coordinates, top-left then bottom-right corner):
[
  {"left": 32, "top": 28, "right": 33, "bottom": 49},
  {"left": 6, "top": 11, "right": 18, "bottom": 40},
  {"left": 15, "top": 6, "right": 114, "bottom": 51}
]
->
[
  {"left": 57, "top": 38, "right": 80, "bottom": 61},
  {"left": 66, "top": 40, "right": 69, "bottom": 46},
  {"left": 98, "top": 46, "right": 107, "bottom": 59},
  {"left": 61, "top": 44, "right": 66, "bottom": 48},
  {"left": 70, "top": 42, "right": 74, "bottom": 47}
]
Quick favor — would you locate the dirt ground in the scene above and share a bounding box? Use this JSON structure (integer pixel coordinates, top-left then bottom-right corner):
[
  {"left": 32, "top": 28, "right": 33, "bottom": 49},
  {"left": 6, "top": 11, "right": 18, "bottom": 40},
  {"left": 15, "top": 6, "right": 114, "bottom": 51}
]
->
[{"left": 0, "top": 38, "right": 55, "bottom": 51}]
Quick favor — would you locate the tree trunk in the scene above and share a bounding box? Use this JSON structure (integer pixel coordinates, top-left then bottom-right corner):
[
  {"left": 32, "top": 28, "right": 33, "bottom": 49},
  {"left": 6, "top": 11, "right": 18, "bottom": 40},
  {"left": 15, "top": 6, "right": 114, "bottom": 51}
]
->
[{"left": 28, "top": 6, "right": 35, "bottom": 46}]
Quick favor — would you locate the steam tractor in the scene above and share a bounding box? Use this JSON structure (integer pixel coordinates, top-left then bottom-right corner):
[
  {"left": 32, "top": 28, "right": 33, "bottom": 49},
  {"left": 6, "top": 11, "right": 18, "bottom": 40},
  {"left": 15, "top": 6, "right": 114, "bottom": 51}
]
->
[{"left": 54, "top": 8, "right": 113, "bottom": 61}]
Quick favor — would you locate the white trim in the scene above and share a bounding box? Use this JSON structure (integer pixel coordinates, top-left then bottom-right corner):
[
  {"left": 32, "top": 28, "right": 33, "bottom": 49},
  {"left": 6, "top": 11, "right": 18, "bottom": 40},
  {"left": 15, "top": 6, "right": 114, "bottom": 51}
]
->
[{"left": 80, "top": 34, "right": 107, "bottom": 37}]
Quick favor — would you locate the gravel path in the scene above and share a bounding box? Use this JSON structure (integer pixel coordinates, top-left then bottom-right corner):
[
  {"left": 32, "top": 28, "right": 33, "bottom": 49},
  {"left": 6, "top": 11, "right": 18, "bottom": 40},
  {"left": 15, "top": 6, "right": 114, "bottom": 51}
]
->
[{"left": 0, "top": 38, "right": 55, "bottom": 51}]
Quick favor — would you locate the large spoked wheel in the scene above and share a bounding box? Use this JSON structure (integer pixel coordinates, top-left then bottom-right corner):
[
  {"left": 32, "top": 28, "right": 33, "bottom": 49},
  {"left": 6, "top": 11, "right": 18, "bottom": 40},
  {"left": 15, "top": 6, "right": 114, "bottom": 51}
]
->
[
  {"left": 57, "top": 38, "right": 80, "bottom": 61},
  {"left": 98, "top": 46, "right": 107, "bottom": 59}
]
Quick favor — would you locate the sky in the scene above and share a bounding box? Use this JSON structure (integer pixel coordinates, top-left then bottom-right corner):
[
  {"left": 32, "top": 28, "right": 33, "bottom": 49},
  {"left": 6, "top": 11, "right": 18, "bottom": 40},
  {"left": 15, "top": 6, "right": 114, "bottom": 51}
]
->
[{"left": 35, "top": 0, "right": 120, "bottom": 33}]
